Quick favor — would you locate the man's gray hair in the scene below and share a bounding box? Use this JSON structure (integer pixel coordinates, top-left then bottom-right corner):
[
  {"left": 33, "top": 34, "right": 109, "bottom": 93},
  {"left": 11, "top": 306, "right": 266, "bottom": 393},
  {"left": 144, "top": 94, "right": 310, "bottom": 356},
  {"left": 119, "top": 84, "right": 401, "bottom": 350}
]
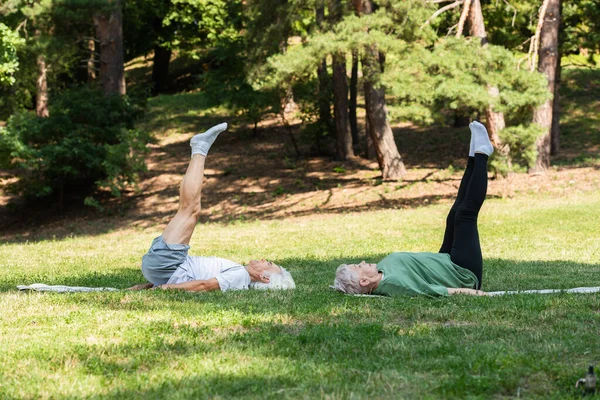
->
[
  {"left": 249, "top": 267, "right": 296, "bottom": 290},
  {"left": 333, "top": 264, "right": 362, "bottom": 294}
]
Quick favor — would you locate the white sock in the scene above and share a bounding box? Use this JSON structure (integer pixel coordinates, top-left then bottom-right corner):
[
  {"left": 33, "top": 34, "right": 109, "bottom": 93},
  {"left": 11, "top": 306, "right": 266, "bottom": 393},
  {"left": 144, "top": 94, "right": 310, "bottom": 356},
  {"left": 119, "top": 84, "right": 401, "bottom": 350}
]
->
[
  {"left": 469, "top": 130, "right": 475, "bottom": 157},
  {"left": 469, "top": 121, "right": 494, "bottom": 156},
  {"left": 190, "top": 123, "right": 228, "bottom": 157}
]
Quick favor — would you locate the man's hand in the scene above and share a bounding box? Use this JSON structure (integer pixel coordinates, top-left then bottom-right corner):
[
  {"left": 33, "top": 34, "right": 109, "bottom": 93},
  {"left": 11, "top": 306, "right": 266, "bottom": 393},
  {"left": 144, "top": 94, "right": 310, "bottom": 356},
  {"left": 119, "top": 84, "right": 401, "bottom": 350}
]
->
[
  {"left": 447, "top": 288, "right": 488, "bottom": 296},
  {"left": 126, "top": 282, "right": 154, "bottom": 291}
]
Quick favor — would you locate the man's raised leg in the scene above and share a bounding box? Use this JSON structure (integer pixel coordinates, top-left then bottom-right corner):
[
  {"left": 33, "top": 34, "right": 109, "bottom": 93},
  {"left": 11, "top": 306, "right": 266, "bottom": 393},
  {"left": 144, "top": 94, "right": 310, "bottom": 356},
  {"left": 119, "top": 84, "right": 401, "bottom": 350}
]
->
[
  {"left": 162, "top": 123, "right": 227, "bottom": 245},
  {"left": 162, "top": 154, "right": 206, "bottom": 245}
]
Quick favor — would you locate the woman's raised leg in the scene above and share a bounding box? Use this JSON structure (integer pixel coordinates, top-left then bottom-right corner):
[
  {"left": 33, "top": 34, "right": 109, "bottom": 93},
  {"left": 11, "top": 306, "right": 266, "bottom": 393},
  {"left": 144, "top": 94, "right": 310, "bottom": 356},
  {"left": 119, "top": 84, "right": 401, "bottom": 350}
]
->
[
  {"left": 448, "top": 121, "right": 493, "bottom": 288},
  {"left": 439, "top": 123, "right": 479, "bottom": 254}
]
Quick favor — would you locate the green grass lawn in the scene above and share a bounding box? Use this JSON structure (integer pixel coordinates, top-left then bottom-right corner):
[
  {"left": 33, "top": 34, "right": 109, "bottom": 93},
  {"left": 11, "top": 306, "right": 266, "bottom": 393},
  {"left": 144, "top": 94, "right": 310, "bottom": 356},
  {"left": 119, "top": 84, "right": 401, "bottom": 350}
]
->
[{"left": 1, "top": 189, "right": 599, "bottom": 399}]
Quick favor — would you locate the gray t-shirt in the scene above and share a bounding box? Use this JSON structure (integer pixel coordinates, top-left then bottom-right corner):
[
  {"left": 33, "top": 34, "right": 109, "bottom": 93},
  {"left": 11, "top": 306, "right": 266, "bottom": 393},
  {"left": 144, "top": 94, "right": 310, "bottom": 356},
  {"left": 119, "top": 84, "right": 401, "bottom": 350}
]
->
[{"left": 166, "top": 256, "right": 250, "bottom": 291}]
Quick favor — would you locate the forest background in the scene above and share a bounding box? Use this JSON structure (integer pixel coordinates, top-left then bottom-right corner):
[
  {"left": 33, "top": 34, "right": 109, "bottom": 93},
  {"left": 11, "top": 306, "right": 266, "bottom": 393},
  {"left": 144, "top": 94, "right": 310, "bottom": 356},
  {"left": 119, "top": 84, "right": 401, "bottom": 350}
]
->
[{"left": 0, "top": 0, "right": 598, "bottom": 226}]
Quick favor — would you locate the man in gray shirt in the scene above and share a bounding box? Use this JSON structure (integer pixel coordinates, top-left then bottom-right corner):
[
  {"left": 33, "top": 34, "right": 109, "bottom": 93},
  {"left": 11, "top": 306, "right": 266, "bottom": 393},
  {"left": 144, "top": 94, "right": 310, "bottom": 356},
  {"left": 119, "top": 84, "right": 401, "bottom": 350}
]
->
[{"left": 129, "top": 123, "right": 295, "bottom": 292}]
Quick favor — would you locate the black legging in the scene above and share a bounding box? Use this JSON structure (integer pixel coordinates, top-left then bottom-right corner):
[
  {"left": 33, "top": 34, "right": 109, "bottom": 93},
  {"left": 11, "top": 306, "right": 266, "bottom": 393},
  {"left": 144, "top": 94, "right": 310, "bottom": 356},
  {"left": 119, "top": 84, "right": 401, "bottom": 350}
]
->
[{"left": 439, "top": 153, "right": 488, "bottom": 289}]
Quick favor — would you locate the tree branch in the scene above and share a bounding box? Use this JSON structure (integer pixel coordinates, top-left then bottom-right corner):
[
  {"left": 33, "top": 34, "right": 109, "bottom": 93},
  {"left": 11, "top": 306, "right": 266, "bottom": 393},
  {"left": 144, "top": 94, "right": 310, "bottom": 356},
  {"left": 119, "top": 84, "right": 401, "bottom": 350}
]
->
[
  {"left": 447, "top": 23, "right": 459, "bottom": 36},
  {"left": 455, "top": 0, "right": 472, "bottom": 37},
  {"left": 502, "top": 0, "right": 518, "bottom": 27},
  {"left": 421, "top": 0, "right": 465, "bottom": 29},
  {"left": 16, "top": 19, "right": 28, "bottom": 33},
  {"left": 46, "top": 37, "right": 87, "bottom": 70},
  {"left": 530, "top": 0, "right": 551, "bottom": 72}
]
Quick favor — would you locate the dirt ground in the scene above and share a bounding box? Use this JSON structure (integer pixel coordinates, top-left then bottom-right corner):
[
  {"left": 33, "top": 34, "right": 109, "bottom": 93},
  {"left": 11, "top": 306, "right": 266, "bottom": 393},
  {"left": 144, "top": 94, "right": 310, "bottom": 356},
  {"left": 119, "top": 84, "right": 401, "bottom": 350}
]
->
[{"left": 1, "top": 121, "right": 599, "bottom": 242}]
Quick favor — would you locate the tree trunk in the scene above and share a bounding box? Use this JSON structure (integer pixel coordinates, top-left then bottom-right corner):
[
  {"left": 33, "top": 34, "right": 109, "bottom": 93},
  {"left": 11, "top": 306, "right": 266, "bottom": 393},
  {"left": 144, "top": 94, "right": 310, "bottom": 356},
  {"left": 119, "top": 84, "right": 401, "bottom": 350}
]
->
[
  {"left": 317, "top": 59, "right": 331, "bottom": 125},
  {"left": 362, "top": 47, "right": 406, "bottom": 179},
  {"left": 315, "top": 2, "right": 332, "bottom": 134},
  {"left": 366, "top": 118, "right": 376, "bottom": 160},
  {"left": 36, "top": 53, "right": 49, "bottom": 118},
  {"left": 467, "top": 0, "right": 508, "bottom": 159},
  {"left": 93, "top": 0, "right": 126, "bottom": 96},
  {"left": 531, "top": 0, "right": 561, "bottom": 173},
  {"left": 467, "top": 0, "right": 487, "bottom": 45},
  {"left": 456, "top": 0, "right": 472, "bottom": 37},
  {"left": 349, "top": 50, "right": 359, "bottom": 148},
  {"left": 551, "top": 55, "right": 561, "bottom": 155},
  {"left": 355, "top": 0, "right": 406, "bottom": 179},
  {"left": 280, "top": 103, "right": 301, "bottom": 157},
  {"left": 328, "top": 0, "right": 353, "bottom": 160},
  {"left": 550, "top": 0, "right": 563, "bottom": 155},
  {"left": 332, "top": 53, "right": 354, "bottom": 160},
  {"left": 152, "top": 44, "right": 171, "bottom": 95}
]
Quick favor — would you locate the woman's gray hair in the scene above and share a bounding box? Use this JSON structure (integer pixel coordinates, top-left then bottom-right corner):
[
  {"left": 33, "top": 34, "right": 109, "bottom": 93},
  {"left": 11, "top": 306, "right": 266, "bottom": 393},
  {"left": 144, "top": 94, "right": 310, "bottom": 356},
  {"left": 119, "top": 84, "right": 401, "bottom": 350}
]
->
[
  {"left": 333, "top": 264, "right": 362, "bottom": 294},
  {"left": 249, "top": 267, "right": 296, "bottom": 290}
]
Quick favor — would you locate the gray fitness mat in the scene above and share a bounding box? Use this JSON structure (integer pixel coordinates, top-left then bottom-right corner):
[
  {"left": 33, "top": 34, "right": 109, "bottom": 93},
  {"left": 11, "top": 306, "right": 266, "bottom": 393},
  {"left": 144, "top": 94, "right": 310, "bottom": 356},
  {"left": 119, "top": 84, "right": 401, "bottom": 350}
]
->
[{"left": 17, "top": 283, "right": 119, "bottom": 293}]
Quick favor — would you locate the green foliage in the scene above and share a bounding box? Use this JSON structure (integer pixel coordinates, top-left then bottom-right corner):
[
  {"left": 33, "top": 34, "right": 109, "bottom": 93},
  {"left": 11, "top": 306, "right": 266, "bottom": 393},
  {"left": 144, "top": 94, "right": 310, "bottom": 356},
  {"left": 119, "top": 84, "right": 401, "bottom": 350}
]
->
[
  {"left": 383, "top": 38, "right": 549, "bottom": 171},
  {"left": 563, "top": 0, "right": 600, "bottom": 60},
  {"left": 0, "top": 22, "right": 24, "bottom": 86},
  {"left": 259, "top": 0, "right": 436, "bottom": 90},
  {"left": 164, "top": 0, "right": 243, "bottom": 58},
  {"left": 384, "top": 38, "right": 550, "bottom": 119},
  {"left": 489, "top": 123, "right": 544, "bottom": 176},
  {"left": 433, "top": 0, "right": 600, "bottom": 60},
  {"left": 249, "top": 0, "right": 436, "bottom": 150},
  {"left": 199, "top": 41, "right": 280, "bottom": 132},
  {"left": 0, "top": 0, "right": 95, "bottom": 117},
  {"left": 0, "top": 87, "right": 150, "bottom": 202},
  {"left": 244, "top": 0, "right": 314, "bottom": 65}
]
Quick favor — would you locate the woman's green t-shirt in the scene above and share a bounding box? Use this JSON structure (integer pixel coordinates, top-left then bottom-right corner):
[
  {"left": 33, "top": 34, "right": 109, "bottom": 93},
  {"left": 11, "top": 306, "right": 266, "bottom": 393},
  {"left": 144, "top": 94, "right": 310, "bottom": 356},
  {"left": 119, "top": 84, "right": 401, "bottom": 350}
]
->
[{"left": 372, "top": 252, "right": 478, "bottom": 297}]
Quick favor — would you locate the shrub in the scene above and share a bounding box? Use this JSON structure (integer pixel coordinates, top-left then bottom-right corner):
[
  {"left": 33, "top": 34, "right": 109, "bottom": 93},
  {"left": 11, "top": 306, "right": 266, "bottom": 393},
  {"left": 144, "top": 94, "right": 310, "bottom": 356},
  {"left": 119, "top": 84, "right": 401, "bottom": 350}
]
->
[
  {"left": 0, "top": 86, "right": 150, "bottom": 205},
  {"left": 489, "top": 123, "right": 543, "bottom": 176}
]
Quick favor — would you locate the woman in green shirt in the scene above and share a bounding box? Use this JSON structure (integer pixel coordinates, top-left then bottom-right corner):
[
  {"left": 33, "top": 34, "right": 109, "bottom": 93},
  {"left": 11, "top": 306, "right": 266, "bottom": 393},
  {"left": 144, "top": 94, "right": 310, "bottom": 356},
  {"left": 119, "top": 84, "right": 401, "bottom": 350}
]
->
[{"left": 333, "top": 121, "right": 493, "bottom": 297}]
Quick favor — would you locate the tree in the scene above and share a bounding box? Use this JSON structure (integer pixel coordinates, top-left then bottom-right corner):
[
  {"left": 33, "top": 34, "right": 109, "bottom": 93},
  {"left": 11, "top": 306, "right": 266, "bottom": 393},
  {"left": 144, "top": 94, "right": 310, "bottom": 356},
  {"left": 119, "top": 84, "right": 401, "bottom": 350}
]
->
[
  {"left": 93, "top": 0, "right": 126, "bottom": 96},
  {"left": 330, "top": 0, "right": 354, "bottom": 160},
  {"left": 0, "top": 1, "right": 90, "bottom": 117},
  {"left": 349, "top": 50, "right": 359, "bottom": 150},
  {"left": 150, "top": 0, "right": 173, "bottom": 95},
  {"left": 316, "top": 1, "right": 333, "bottom": 148},
  {"left": 550, "top": 0, "right": 563, "bottom": 155},
  {"left": 464, "top": 0, "right": 510, "bottom": 164},
  {"left": 355, "top": 0, "right": 406, "bottom": 179},
  {"left": 531, "top": 0, "right": 561, "bottom": 173},
  {"left": 1, "top": 1, "right": 57, "bottom": 117}
]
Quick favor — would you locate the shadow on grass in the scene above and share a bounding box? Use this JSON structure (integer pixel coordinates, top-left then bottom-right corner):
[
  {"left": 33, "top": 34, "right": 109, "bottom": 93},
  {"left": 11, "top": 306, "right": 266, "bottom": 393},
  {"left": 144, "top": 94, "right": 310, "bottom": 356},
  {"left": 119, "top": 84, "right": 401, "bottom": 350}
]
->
[
  {"left": 12, "top": 259, "right": 597, "bottom": 399},
  {"left": 4, "top": 250, "right": 598, "bottom": 398},
  {"left": 79, "top": 373, "right": 302, "bottom": 399},
  {"left": 0, "top": 171, "right": 468, "bottom": 245},
  {"left": 554, "top": 68, "right": 600, "bottom": 164},
  {"left": 52, "top": 316, "right": 591, "bottom": 399}
]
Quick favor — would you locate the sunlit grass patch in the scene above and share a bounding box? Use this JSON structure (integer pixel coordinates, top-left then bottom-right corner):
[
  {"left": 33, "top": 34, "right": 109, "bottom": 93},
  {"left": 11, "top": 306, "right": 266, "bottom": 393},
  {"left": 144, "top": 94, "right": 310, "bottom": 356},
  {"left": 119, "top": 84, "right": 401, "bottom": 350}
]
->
[{"left": 1, "top": 189, "right": 600, "bottom": 398}]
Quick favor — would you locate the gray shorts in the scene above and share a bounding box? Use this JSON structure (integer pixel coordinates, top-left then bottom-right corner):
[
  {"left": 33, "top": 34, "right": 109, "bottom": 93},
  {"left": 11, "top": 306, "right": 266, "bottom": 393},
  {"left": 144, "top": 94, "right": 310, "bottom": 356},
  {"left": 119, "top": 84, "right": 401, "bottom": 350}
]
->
[{"left": 141, "top": 236, "right": 190, "bottom": 285}]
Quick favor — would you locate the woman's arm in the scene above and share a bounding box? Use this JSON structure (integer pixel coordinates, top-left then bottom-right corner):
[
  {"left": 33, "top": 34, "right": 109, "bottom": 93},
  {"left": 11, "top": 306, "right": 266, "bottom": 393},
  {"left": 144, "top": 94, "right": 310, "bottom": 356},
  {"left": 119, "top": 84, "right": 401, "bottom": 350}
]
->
[
  {"left": 447, "top": 288, "right": 488, "bottom": 296},
  {"left": 158, "top": 278, "right": 220, "bottom": 292}
]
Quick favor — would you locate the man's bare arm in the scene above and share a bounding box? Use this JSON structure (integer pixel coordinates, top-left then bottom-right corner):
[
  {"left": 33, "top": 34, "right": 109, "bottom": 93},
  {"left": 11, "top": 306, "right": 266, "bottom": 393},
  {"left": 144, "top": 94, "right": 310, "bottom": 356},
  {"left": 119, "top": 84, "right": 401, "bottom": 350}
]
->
[
  {"left": 447, "top": 288, "right": 487, "bottom": 296},
  {"left": 127, "top": 282, "right": 154, "bottom": 291},
  {"left": 159, "top": 278, "right": 220, "bottom": 292}
]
